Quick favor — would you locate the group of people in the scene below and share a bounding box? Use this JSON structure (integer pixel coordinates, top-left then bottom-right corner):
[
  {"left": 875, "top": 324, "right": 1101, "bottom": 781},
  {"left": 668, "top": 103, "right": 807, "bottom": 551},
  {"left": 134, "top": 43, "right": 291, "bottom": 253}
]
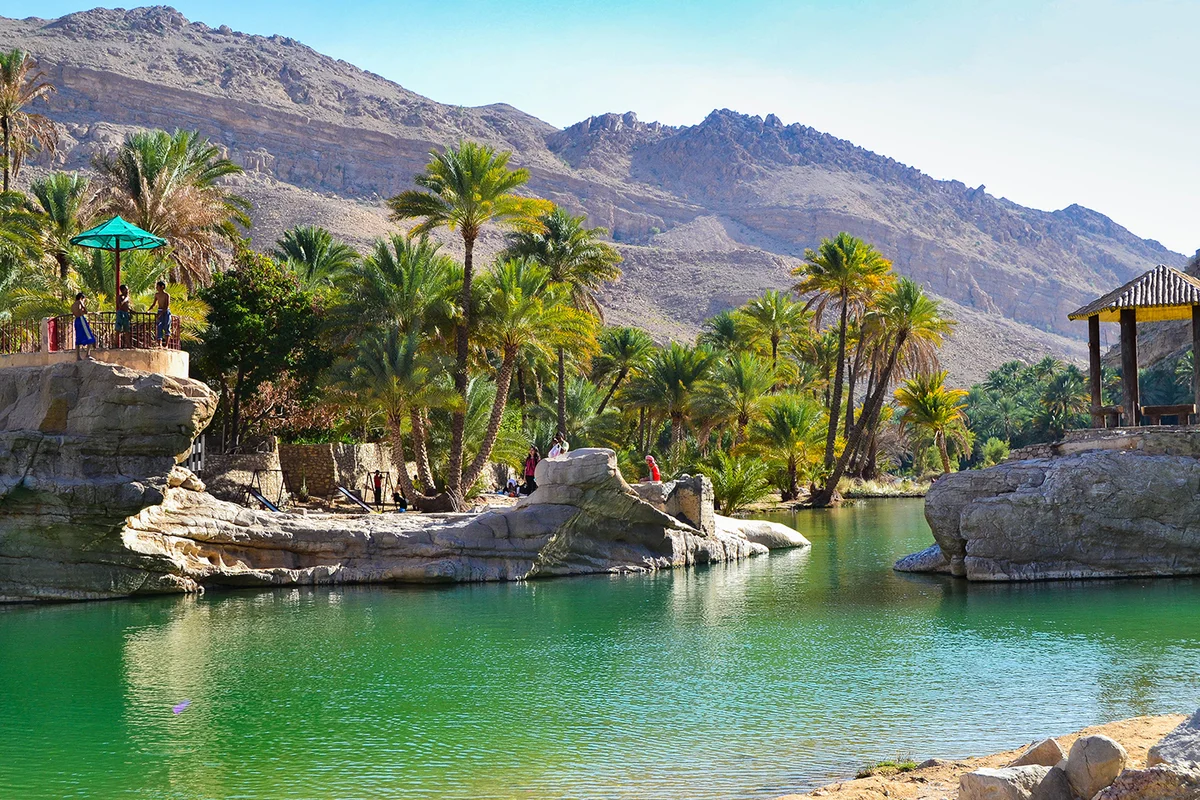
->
[
  {"left": 503, "top": 438, "right": 662, "bottom": 497},
  {"left": 369, "top": 469, "right": 408, "bottom": 511},
  {"left": 70, "top": 282, "right": 174, "bottom": 360}
]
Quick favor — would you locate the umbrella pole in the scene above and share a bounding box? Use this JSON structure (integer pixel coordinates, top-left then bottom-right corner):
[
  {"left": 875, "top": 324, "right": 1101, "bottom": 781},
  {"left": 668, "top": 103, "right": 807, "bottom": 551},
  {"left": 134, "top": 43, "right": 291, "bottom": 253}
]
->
[{"left": 114, "top": 245, "right": 121, "bottom": 311}]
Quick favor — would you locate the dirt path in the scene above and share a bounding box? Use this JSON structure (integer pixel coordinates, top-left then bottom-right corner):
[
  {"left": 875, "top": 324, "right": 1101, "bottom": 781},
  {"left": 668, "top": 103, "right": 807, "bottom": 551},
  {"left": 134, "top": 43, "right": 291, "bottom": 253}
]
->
[{"left": 776, "top": 714, "right": 1185, "bottom": 800}]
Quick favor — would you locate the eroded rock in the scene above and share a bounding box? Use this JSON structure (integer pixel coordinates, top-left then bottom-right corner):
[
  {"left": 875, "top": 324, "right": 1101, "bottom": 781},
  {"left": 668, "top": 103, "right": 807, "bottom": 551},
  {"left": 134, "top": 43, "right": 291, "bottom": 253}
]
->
[
  {"left": 1009, "top": 738, "right": 1066, "bottom": 768},
  {"left": 1149, "top": 708, "right": 1200, "bottom": 769},
  {"left": 1064, "top": 735, "right": 1128, "bottom": 800},
  {"left": 1092, "top": 764, "right": 1200, "bottom": 800},
  {"left": 960, "top": 765, "right": 1051, "bottom": 800}
]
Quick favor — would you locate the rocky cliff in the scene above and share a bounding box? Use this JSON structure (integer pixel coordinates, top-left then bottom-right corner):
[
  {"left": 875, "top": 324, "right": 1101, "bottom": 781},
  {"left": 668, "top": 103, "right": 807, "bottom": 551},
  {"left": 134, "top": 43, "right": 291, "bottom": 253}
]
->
[
  {"left": 0, "top": 361, "right": 803, "bottom": 602},
  {"left": 896, "top": 428, "right": 1200, "bottom": 581},
  {"left": 1, "top": 6, "right": 1187, "bottom": 383}
]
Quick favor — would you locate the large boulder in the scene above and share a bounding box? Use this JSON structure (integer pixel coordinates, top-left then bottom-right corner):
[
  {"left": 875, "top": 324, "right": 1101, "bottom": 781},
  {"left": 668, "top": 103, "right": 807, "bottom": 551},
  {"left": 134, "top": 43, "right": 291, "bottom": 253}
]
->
[
  {"left": 1064, "top": 735, "right": 1128, "bottom": 800},
  {"left": 1150, "top": 709, "right": 1200, "bottom": 769},
  {"left": 1009, "top": 738, "right": 1067, "bottom": 768},
  {"left": 1092, "top": 764, "right": 1200, "bottom": 800},
  {"left": 1029, "top": 766, "right": 1073, "bottom": 800},
  {"left": 960, "top": 765, "right": 1051, "bottom": 800},
  {"left": 715, "top": 516, "right": 811, "bottom": 549},
  {"left": 0, "top": 364, "right": 796, "bottom": 601},
  {"left": 896, "top": 429, "right": 1200, "bottom": 580}
]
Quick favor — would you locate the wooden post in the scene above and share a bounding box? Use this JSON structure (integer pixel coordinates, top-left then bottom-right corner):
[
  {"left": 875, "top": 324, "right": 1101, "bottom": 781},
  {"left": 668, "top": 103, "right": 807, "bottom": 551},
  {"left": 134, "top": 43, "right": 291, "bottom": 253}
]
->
[
  {"left": 1192, "top": 306, "right": 1200, "bottom": 425},
  {"left": 1088, "top": 315, "right": 1102, "bottom": 427},
  {"left": 1120, "top": 308, "right": 1139, "bottom": 427}
]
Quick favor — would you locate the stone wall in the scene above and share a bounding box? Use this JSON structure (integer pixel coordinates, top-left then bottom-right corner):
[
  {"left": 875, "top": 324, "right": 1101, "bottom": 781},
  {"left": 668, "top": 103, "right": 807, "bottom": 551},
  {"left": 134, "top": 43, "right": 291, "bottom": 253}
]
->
[
  {"left": 200, "top": 449, "right": 286, "bottom": 506},
  {"left": 277, "top": 442, "right": 394, "bottom": 499}
]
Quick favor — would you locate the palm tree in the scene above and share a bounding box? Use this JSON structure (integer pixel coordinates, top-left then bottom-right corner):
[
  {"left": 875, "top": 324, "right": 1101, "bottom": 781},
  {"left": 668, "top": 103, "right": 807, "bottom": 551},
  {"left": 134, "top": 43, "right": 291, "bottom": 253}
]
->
[
  {"left": 386, "top": 141, "right": 551, "bottom": 507},
  {"left": 0, "top": 50, "right": 57, "bottom": 192},
  {"left": 694, "top": 351, "right": 776, "bottom": 444},
  {"left": 698, "top": 309, "right": 748, "bottom": 354},
  {"left": 93, "top": 128, "right": 250, "bottom": 286},
  {"left": 984, "top": 361, "right": 1024, "bottom": 396},
  {"left": 792, "top": 233, "right": 893, "bottom": 468},
  {"left": 698, "top": 450, "right": 772, "bottom": 513},
  {"left": 502, "top": 205, "right": 622, "bottom": 435},
  {"left": 622, "top": 341, "right": 717, "bottom": 457},
  {"left": 811, "top": 277, "right": 953, "bottom": 505},
  {"left": 895, "top": 370, "right": 969, "bottom": 474},
  {"left": 0, "top": 189, "right": 43, "bottom": 274},
  {"left": 1036, "top": 366, "right": 1089, "bottom": 437},
  {"left": 27, "top": 172, "right": 94, "bottom": 280},
  {"left": 744, "top": 394, "right": 827, "bottom": 501},
  {"left": 591, "top": 326, "right": 655, "bottom": 414},
  {"left": 739, "top": 289, "right": 809, "bottom": 367},
  {"left": 1031, "top": 356, "right": 1062, "bottom": 381},
  {"left": 272, "top": 225, "right": 359, "bottom": 290},
  {"left": 466, "top": 258, "right": 594, "bottom": 490}
]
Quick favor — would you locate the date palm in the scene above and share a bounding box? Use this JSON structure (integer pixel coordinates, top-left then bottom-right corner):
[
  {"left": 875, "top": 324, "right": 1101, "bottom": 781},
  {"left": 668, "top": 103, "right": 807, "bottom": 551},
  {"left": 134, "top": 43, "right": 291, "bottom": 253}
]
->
[
  {"left": 698, "top": 309, "right": 748, "bottom": 354},
  {"left": 93, "top": 128, "right": 250, "bottom": 286},
  {"left": 622, "top": 341, "right": 717, "bottom": 457},
  {"left": 466, "top": 258, "right": 595, "bottom": 490},
  {"left": 591, "top": 326, "right": 655, "bottom": 414},
  {"left": 0, "top": 50, "right": 57, "bottom": 192},
  {"left": 387, "top": 141, "right": 551, "bottom": 507},
  {"left": 273, "top": 225, "right": 359, "bottom": 290},
  {"left": 793, "top": 233, "right": 893, "bottom": 468},
  {"left": 28, "top": 171, "right": 95, "bottom": 280},
  {"left": 743, "top": 394, "right": 827, "bottom": 501},
  {"left": 503, "top": 205, "right": 621, "bottom": 435},
  {"left": 739, "top": 289, "right": 809, "bottom": 368},
  {"left": 694, "top": 351, "right": 776, "bottom": 444},
  {"left": 895, "top": 370, "right": 969, "bottom": 474}
]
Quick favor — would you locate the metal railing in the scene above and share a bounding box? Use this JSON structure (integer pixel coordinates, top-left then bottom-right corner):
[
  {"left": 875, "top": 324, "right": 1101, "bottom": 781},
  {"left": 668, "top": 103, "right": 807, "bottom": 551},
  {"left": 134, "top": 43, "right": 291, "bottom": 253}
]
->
[
  {"left": 51, "top": 312, "right": 181, "bottom": 351},
  {"left": 0, "top": 319, "right": 41, "bottom": 355}
]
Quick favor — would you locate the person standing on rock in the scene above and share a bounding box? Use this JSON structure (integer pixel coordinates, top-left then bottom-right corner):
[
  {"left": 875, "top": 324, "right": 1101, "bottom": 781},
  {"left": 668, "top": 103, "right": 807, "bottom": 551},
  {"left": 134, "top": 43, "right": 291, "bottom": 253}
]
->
[
  {"left": 72, "top": 292, "right": 97, "bottom": 360},
  {"left": 522, "top": 446, "right": 540, "bottom": 495},
  {"left": 645, "top": 455, "right": 661, "bottom": 482},
  {"left": 153, "top": 281, "right": 172, "bottom": 347},
  {"left": 115, "top": 285, "right": 132, "bottom": 349}
]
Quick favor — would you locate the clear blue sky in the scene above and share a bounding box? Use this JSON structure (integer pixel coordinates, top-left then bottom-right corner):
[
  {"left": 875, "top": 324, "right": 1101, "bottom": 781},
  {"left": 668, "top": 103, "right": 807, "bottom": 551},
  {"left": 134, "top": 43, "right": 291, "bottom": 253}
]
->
[{"left": 14, "top": 0, "right": 1200, "bottom": 254}]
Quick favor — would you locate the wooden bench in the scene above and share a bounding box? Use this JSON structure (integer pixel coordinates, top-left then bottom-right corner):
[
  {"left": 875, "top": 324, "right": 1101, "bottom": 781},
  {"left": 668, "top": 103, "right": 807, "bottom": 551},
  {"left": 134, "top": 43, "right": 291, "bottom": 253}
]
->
[
  {"left": 1140, "top": 404, "right": 1197, "bottom": 425},
  {"left": 1090, "top": 405, "right": 1124, "bottom": 428}
]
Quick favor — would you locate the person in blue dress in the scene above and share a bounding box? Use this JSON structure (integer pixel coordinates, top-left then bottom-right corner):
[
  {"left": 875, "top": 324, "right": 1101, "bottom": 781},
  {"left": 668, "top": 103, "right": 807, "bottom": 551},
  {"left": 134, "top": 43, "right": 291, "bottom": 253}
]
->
[{"left": 72, "top": 292, "right": 97, "bottom": 360}]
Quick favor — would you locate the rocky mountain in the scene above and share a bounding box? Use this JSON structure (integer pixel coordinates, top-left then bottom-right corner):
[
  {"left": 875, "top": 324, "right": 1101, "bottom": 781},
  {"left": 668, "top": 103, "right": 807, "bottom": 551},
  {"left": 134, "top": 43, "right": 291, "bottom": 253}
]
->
[{"left": 1, "top": 5, "right": 1187, "bottom": 383}]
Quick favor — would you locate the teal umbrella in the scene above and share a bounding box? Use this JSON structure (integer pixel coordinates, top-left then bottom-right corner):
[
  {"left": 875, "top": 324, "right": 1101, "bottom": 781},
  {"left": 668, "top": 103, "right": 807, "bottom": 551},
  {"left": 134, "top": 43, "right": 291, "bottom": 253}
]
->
[{"left": 69, "top": 216, "right": 167, "bottom": 310}]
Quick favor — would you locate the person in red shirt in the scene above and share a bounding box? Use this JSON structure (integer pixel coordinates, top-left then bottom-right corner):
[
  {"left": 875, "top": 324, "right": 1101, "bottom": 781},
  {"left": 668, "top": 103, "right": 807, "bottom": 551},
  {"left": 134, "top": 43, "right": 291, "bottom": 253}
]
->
[
  {"left": 645, "top": 455, "right": 661, "bottom": 482},
  {"left": 522, "top": 446, "right": 540, "bottom": 495},
  {"left": 371, "top": 470, "right": 384, "bottom": 509}
]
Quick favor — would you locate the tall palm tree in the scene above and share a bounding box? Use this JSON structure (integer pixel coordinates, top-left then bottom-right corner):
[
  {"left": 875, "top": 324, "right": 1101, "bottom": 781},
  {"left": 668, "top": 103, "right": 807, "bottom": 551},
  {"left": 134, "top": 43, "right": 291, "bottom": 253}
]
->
[
  {"left": 811, "top": 277, "right": 953, "bottom": 505},
  {"left": 694, "top": 351, "right": 776, "bottom": 444},
  {"left": 698, "top": 309, "right": 748, "bottom": 354},
  {"left": 386, "top": 141, "right": 551, "bottom": 507},
  {"left": 502, "top": 205, "right": 622, "bottom": 435},
  {"left": 739, "top": 289, "right": 809, "bottom": 368},
  {"left": 27, "top": 171, "right": 94, "bottom": 280},
  {"left": 792, "top": 233, "right": 893, "bottom": 468},
  {"left": 744, "top": 394, "right": 827, "bottom": 501},
  {"left": 622, "top": 341, "right": 717, "bottom": 457},
  {"left": 0, "top": 50, "right": 57, "bottom": 192},
  {"left": 0, "top": 189, "right": 42, "bottom": 275},
  {"left": 467, "top": 258, "right": 594, "bottom": 490},
  {"left": 895, "top": 370, "right": 969, "bottom": 474},
  {"left": 272, "top": 225, "right": 359, "bottom": 290},
  {"left": 591, "top": 325, "right": 655, "bottom": 414},
  {"left": 93, "top": 128, "right": 250, "bottom": 286}
]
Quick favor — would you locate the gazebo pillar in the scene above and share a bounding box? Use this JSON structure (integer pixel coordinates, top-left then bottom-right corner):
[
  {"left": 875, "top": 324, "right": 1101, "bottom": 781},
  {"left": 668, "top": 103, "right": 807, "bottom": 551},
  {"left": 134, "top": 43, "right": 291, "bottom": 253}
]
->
[
  {"left": 1088, "top": 315, "right": 1102, "bottom": 427},
  {"left": 1119, "top": 308, "right": 1139, "bottom": 426},
  {"left": 1192, "top": 306, "right": 1200, "bottom": 424}
]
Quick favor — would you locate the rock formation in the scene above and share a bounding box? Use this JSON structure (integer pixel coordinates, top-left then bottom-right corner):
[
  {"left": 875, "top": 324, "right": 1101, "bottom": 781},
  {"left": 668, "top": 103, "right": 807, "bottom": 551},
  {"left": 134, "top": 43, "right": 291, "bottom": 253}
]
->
[
  {"left": 0, "top": 362, "right": 805, "bottom": 602},
  {"left": 1, "top": 6, "right": 1186, "bottom": 382},
  {"left": 895, "top": 429, "right": 1200, "bottom": 581}
]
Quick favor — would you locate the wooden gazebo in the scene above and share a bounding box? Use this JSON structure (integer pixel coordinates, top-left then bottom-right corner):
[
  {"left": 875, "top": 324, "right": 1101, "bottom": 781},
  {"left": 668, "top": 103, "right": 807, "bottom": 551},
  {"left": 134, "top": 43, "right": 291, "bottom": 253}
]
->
[{"left": 1069, "top": 264, "right": 1200, "bottom": 428}]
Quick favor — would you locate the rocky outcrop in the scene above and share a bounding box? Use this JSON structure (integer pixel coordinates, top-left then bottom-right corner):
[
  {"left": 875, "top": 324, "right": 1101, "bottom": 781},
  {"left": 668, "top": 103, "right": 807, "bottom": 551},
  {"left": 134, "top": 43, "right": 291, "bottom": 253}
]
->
[
  {"left": 896, "top": 429, "right": 1200, "bottom": 581},
  {"left": 1150, "top": 710, "right": 1200, "bottom": 770},
  {"left": 0, "top": 362, "right": 805, "bottom": 602},
  {"left": 959, "top": 765, "right": 1050, "bottom": 800}
]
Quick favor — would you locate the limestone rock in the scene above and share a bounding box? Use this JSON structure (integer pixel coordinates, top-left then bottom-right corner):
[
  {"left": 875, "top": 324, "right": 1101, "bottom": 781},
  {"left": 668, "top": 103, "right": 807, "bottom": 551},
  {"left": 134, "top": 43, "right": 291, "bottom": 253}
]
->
[
  {"left": 1064, "top": 735, "right": 1128, "bottom": 799},
  {"left": 898, "top": 430, "right": 1200, "bottom": 581},
  {"left": 1009, "top": 738, "right": 1067, "bottom": 769},
  {"left": 1092, "top": 764, "right": 1200, "bottom": 800},
  {"left": 1149, "top": 708, "right": 1200, "bottom": 769},
  {"left": 715, "top": 516, "right": 810, "bottom": 549},
  {"left": 960, "top": 765, "right": 1051, "bottom": 800},
  {"left": 894, "top": 543, "right": 951, "bottom": 574},
  {"left": 1029, "top": 766, "right": 1073, "bottom": 800}
]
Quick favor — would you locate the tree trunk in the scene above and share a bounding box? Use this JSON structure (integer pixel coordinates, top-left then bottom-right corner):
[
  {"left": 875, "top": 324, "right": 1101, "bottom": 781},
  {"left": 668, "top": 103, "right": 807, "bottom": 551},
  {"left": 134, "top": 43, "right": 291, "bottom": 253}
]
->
[
  {"left": 845, "top": 334, "right": 865, "bottom": 435},
  {"left": 556, "top": 345, "right": 567, "bottom": 436},
  {"left": 811, "top": 330, "right": 908, "bottom": 507},
  {"left": 446, "top": 234, "right": 475, "bottom": 510},
  {"left": 670, "top": 412, "right": 685, "bottom": 458},
  {"left": 824, "top": 290, "right": 850, "bottom": 468},
  {"left": 388, "top": 416, "right": 446, "bottom": 510},
  {"left": 787, "top": 458, "right": 798, "bottom": 502},
  {"left": 409, "top": 409, "right": 437, "bottom": 494},
  {"left": 937, "top": 431, "right": 952, "bottom": 474},
  {"left": 597, "top": 367, "right": 627, "bottom": 415},
  {"left": 230, "top": 368, "right": 245, "bottom": 452},
  {"left": 638, "top": 407, "right": 647, "bottom": 453},
  {"left": 56, "top": 251, "right": 70, "bottom": 282},
  {"left": 462, "top": 346, "right": 518, "bottom": 491},
  {"left": 1, "top": 115, "right": 10, "bottom": 193}
]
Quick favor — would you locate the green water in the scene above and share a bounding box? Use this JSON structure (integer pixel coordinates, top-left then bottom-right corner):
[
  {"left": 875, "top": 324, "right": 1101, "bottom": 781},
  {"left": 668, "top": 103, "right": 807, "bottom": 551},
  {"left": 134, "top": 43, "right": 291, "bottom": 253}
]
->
[{"left": 2, "top": 500, "right": 1199, "bottom": 799}]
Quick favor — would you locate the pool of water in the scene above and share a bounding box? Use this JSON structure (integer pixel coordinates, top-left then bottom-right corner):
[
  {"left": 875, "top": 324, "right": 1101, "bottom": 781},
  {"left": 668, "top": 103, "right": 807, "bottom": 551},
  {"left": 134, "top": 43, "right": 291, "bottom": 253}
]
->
[{"left": 2, "top": 499, "right": 1199, "bottom": 799}]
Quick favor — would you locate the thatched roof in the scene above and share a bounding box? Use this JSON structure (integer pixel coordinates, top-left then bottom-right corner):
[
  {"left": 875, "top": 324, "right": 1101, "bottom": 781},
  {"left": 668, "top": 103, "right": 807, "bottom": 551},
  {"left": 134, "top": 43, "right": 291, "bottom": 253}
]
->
[{"left": 1068, "top": 264, "right": 1200, "bottom": 323}]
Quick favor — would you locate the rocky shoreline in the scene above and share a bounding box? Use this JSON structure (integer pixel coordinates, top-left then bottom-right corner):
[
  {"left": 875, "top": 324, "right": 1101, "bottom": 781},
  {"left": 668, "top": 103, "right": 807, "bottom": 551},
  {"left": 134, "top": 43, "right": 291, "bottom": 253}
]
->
[
  {"left": 0, "top": 361, "right": 807, "bottom": 602},
  {"left": 779, "top": 712, "right": 1199, "bottom": 800}
]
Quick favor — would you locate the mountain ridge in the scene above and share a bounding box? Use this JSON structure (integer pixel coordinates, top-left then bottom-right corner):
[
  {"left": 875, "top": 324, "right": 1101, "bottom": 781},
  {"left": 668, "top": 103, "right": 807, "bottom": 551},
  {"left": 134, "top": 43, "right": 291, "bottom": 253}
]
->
[{"left": 1, "top": 5, "right": 1186, "bottom": 382}]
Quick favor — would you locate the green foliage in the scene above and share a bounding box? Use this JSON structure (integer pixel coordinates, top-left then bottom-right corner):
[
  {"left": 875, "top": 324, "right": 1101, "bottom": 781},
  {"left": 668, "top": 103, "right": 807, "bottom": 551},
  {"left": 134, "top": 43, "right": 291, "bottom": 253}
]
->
[
  {"left": 698, "top": 450, "right": 772, "bottom": 514},
  {"left": 979, "top": 436, "right": 1010, "bottom": 467},
  {"left": 272, "top": 225, "right": 358, "bottom": 291},
  {"left": 965, "top": 359, "right": 1091, "bottom": 456}
]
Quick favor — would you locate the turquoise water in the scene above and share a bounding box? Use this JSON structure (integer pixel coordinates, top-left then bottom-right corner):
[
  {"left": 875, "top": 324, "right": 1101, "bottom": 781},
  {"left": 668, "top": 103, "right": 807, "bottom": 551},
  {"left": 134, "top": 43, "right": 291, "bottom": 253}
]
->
[{"left": 2, "top": 499, "right": 1199, "bottom": 799}]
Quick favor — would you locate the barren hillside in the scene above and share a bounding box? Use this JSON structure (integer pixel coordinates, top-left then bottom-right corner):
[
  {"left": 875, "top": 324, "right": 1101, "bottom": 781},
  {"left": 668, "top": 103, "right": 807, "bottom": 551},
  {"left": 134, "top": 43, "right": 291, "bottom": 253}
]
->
[{"left": 3, "top": 5, "right": 1187, "bottom": 383}]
